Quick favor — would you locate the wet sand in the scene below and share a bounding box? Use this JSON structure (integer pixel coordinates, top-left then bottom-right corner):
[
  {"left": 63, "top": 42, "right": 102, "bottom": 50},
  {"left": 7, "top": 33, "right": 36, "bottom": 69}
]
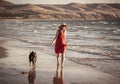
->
[
  {"left": 69, "top": 57, "right": 120, "bottom": 78},
  {"left": 0, "top": 40, "right": 120, "bottom": 84}
]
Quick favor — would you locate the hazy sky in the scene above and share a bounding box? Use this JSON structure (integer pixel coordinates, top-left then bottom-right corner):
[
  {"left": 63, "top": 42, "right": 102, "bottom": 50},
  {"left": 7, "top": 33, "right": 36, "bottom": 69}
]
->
[{"left": 6, "top": 0, "right": 120, "bottom": 4}]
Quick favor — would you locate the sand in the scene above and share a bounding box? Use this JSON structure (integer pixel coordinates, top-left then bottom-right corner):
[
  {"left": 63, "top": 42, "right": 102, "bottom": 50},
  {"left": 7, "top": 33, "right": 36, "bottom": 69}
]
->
[{"left": 0, "top": 39, "right": 120, "bottom": 84}]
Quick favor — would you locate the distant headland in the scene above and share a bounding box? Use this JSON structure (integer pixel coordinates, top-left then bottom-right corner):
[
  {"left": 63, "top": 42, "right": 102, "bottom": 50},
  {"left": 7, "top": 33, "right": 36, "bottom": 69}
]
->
[{"left": 0, "top": 0, "right": 120, "bottom": 20}]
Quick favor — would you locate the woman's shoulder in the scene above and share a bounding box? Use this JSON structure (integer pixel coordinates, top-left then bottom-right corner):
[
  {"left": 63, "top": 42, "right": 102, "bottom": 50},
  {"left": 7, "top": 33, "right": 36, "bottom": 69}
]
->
[
  {"left": 64, "top": 30, "right": 67, "bottom": 34},
  {"left": 65, "top": 30, "right": 67, "bottom": 33},
  {"left": 56, "top": 30, "right": 60, "bottom": 33}
]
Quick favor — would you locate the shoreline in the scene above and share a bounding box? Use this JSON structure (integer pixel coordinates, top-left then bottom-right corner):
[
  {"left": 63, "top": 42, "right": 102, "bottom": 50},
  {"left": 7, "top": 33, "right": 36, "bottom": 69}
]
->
[
  {"left": 68, "top": 57, "right": 120, "bottom": 78},
  {"left": 0, "top": 40, "right": 120, "bottom": 84},
  {"left": 0, "top": 18, "right": 120, "bottom": 21}
]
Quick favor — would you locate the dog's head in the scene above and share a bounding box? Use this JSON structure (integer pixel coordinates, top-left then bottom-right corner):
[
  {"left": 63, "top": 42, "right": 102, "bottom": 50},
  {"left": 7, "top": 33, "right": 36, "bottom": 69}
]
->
[
  {"left": 29, "top": 51, "right": 37, "bottom": 57},
  {"left": 31, "top": 51, "right": 36, "bottom": 54}
]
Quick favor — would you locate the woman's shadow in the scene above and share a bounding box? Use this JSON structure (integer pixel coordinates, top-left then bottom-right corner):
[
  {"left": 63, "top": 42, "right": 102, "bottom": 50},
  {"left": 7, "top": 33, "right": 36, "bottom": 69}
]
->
[
  {"left": 53, "top": 65, "right": 64, "bottom": 84},
  {"left": 28, "top": 66, "right": 36, "bottom": 84}
]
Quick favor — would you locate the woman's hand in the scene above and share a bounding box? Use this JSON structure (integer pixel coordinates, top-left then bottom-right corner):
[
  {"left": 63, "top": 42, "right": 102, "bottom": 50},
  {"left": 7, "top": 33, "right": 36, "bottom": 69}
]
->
[{"left": 51, "top": 40, "right": 55, "bottom": 46}]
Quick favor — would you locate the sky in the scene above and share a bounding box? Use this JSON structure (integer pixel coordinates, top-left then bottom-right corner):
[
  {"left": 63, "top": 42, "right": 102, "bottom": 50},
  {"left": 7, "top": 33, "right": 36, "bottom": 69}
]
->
[{"left": 6, "top": 0, "right": 120, "bottom": 4}]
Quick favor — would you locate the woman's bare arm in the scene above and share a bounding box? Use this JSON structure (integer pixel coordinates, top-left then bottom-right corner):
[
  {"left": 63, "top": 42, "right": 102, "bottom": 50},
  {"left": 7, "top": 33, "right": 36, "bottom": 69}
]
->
[{"left": 52, "top": 30, "right": 59, "bottom": 45}]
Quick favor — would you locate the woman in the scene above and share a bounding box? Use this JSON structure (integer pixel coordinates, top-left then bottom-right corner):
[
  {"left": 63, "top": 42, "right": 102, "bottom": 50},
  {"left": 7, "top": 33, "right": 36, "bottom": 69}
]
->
[{"left": 52, "top": 23, "right": 67, "bottom": 67}]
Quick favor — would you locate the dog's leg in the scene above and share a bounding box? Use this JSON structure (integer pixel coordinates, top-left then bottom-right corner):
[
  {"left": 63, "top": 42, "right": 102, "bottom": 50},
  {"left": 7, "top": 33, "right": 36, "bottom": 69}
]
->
[
  {"left": 29, "top": 60, "right": 32, "bottom": 67},
  {"left": 29, "top": 54, "right": 31, "bottom": 67},
  {"left": 33, "top": 60, "right": 35, "bottom": 66},
  {"left": 29, "top": 62, "right": 31, "bottom": 66}
]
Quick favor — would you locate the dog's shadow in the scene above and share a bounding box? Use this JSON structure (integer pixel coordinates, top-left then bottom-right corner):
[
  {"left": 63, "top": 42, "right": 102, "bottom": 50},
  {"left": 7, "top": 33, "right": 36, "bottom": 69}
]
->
[{"left": 28, "top": 66, "right": 36, "bottom": 84}]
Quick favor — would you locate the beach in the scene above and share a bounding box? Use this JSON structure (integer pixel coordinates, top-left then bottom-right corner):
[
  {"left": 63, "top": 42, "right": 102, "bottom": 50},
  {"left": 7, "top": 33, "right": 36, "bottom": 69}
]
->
[
  {"left": 0, "top": 20, "right": 120, "bottom": 84},
  {"left": 0, "top": 40, "right": 120, "bottom": 84}
]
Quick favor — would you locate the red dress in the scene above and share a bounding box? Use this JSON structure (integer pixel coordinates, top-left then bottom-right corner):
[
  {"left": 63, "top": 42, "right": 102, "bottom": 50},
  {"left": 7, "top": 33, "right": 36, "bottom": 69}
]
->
[{"left": 55, "top": 30, "right": 67, "bottom": 53}]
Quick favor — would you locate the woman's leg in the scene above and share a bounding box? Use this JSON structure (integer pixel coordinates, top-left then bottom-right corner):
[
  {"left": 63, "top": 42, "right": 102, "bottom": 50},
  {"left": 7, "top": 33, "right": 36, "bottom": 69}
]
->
[
  {"left": 61, "top": 53, "right": 65, "bottom": 67},
  {"left": 57, "top": 53, "right": 60, "bottom": 66}
]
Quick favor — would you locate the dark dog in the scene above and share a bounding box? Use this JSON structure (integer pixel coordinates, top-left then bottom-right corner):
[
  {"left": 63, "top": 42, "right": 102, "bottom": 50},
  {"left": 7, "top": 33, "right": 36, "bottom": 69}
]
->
[{"left": 29, "top": 51, "right": 37, "bottom": 66}]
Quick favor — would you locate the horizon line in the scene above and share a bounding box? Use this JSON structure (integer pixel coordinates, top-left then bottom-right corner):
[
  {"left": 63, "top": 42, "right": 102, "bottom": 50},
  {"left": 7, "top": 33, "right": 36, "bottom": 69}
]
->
[{"left": 2, "top": 0, "right": 120, "bottom": 5}]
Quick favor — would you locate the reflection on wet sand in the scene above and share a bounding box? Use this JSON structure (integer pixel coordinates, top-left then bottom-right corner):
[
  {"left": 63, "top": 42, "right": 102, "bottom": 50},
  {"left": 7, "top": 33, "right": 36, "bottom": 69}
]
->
[
  {"left": 53, "top": 65, "right": 64, "bottom": 84},
  {"left": 28, "top": 66, "right": 36, "bottom": 84}
]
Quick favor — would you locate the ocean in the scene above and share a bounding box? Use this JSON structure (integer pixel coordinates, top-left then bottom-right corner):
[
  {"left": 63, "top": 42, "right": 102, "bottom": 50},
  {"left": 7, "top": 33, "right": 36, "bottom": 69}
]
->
[{"left": 0, "top": 20, "right": 120, "bottom": 58}]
